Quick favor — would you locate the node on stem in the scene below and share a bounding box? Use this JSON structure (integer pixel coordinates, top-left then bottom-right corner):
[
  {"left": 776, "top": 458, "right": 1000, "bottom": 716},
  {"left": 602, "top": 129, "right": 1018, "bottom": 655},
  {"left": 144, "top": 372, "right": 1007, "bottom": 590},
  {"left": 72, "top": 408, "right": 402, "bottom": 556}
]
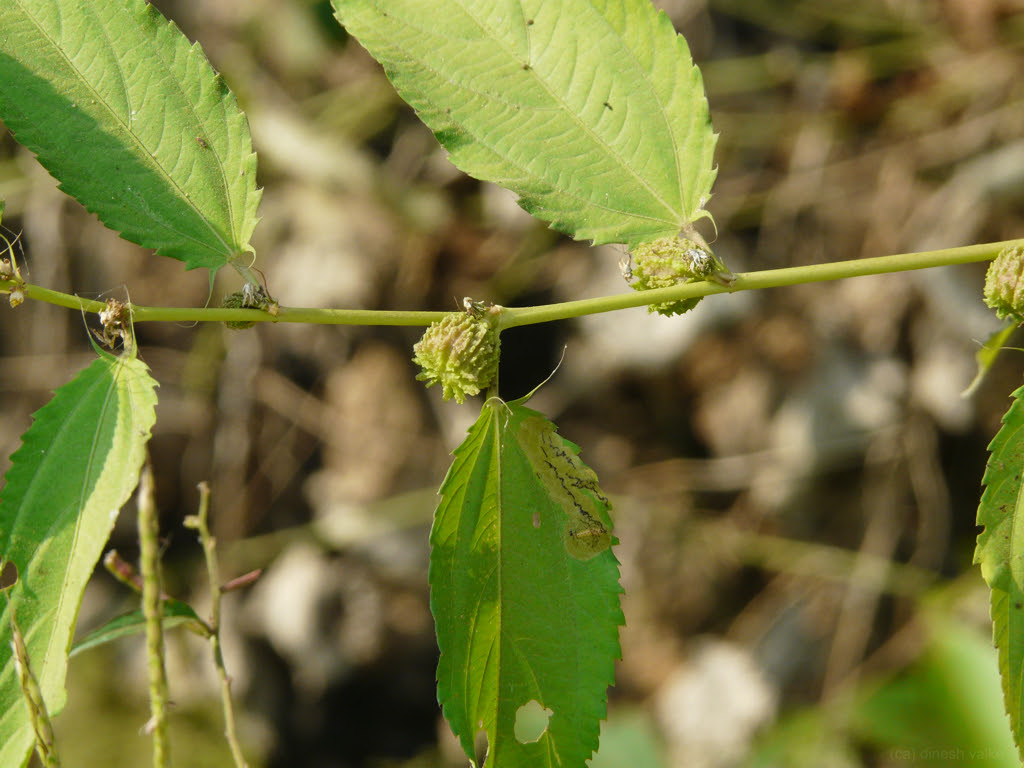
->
[{"left": 628, "top": 233, "right": 734, "bottom": 316}]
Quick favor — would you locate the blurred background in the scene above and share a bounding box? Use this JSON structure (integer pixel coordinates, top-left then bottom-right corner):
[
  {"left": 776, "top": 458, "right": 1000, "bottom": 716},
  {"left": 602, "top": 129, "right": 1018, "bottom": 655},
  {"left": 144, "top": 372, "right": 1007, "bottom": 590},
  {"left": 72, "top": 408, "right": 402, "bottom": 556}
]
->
[{"left": 3, "top": 0, "right": 1024, "bottom": 766}]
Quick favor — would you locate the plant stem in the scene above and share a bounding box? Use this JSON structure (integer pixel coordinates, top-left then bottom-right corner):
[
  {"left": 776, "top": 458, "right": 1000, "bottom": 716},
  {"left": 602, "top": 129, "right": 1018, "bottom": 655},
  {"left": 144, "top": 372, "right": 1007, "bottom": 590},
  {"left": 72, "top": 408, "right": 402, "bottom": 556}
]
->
[
  {"left": 500, "top": 239, "right": 1009, "bottom": 328},
  {"left": 138, "top": 460, "right": 170, "bottom": 768},
  {"left": 188, "top": 482, "right": 249, "bottom": 768},
  {"left": 9, "top": 610, "right": 61, "bottom": 767},
  {"left": 0, "top": 239, "right": 1012, "bottom": 328}
]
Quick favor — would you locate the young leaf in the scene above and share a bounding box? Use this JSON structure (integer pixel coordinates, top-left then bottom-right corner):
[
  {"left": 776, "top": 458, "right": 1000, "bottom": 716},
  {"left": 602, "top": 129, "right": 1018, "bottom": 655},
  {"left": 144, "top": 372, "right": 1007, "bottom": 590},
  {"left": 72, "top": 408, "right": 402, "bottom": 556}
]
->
[
  {"left": 975, "top": 384, "right": 1024, "bottom": 760},
  {"left": 430, "top": 397, "right": 623, "bottom": 768},
  {"left": 333, "top": 0, "right": 717, "bottom": 247},
  {"left": 962, "top": 320, "right": 1017, "bottom": 398},
  {"left": 70, "top": 599, "right": 206, "bottom": 658},
  {"left": 0, "top": 0, "right": 261, "bottom": 273},
  {"left": 0, "top": 347, "right": 158, "bottom": 768}
]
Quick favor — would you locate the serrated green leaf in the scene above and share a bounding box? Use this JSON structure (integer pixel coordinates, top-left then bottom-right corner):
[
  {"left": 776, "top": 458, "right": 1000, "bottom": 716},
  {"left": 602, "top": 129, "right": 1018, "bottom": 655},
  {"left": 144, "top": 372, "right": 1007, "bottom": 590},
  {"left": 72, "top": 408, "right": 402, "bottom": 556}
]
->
[
  {"left": 70, "top": 598, "right": 205, "bottom": 659},
  {"left": 430, "top": 396, "right": 623, "bottom": 768},
  {"left": 0, "top": 0, "right": 261, "bottom": 273},
  {"left": 0, "top": 348, "right": 158, "bottom": 768},
  {"left": 333, "top": 0, "right": 716, "bottom": 247},
  {"left": 991, "top": 585, "right": 1024, "bottom": 763},
  {"left": 975, "top": 384, "right": 1024, "bottom": 762},
  {"left": 975, "top": 385, "right": 1024, "bottom": 593}
]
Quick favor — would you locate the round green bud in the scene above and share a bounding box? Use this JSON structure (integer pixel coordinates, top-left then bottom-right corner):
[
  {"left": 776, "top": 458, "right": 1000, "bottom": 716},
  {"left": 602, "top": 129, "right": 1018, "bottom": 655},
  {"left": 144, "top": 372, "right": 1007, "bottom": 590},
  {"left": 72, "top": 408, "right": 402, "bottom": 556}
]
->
[
  {"left": 984, "top": 246, "right": 1024, "bottom": 321},
  {"left": 413, "top": 310, "right": 501, "bottom": 404},
  {"left": 221, "top": 290, "right": 257, "bottom": 329},
  {"left": 629, "top": 236, "right": 730, "bottom": 316}
]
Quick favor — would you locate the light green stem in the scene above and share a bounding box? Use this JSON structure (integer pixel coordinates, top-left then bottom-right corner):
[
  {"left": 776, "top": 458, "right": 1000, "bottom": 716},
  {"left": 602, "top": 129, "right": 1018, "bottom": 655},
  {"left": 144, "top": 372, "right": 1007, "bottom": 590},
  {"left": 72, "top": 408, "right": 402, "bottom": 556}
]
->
[
  {"left": 0, "top": 239, "right": 1012, "bottom": 328},
  {"left": 138, "top": 460, "right": 170, "bottom": 768},
  {"left": 500, "top": 239, "right": 1009, "bottom": 328},
  {"left": 189, "top": 482, "right": 249, "bottom": 768}
]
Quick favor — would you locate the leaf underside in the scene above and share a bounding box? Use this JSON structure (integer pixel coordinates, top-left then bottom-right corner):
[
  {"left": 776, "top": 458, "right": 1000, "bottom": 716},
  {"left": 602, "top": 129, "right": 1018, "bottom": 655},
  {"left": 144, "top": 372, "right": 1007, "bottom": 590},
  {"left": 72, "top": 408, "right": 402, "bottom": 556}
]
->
[
  {"left": 0, "top": 0, "right": 261, "bottom": 273},
  {"left": 0, "top": 349, "right": 158, "bottom": 768},
  {"left": 333, "top": 0, "right": 717, "bottom": 247},
  {"left": 430, "top": 397, "right": 623, "bottom": 768},
  {"left": 975, "top": 383, "right": 1024, "bottom": 762}
]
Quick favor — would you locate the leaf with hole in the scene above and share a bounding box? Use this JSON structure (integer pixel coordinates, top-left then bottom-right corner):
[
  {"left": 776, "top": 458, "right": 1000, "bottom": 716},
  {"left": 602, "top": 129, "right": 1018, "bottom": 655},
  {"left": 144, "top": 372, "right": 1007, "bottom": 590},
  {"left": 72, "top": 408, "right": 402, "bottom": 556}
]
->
[{"left": 430, "top": 396, "right": 623, "bottom": 768}]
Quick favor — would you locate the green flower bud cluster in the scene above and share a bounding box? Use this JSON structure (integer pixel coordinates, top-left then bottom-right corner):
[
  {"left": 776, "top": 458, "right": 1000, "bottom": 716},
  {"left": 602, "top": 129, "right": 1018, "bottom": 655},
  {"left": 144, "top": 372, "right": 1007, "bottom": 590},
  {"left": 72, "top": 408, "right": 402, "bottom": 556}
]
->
[
  {"left": 221, "top": 283, "right": 278, "bottom": 329},
  {"left": 628, "top": 236, "right": 732, "bottom": 316},
  {"left": 984, "top": 245, "right": 1024, "bottom": 321},
  {"left": 413, "top": 307, "right": 501, "bottom": 404}
]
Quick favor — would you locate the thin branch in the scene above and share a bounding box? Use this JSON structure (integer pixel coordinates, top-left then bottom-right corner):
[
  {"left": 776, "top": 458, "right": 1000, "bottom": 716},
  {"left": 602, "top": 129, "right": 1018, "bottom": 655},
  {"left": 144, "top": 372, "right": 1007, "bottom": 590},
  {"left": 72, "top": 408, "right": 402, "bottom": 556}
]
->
[
  {"left": 0, "top": 238, "right": 1010, "bottom": 329},
  {"left": 9, "top": 609, "right": 61, "bottom": 768},
  {"left": 499, "top": 239, "right": 1009, "bottom": 328},
  {"left": 138, "top": 459, "right": 171, "bottom": 768},
  {"left": 185, "top": 482, "right": 250, "bottom": 768}
]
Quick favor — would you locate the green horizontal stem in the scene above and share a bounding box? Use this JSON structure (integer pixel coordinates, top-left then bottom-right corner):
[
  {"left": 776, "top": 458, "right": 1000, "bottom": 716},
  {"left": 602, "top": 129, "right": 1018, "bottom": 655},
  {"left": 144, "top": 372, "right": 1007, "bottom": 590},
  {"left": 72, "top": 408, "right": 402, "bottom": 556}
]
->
[
  {"left": 0, "top": 239, "right": 1009, "bottom": 328},
  {"left": 500, "top": 239, "right": 1009, "bottom": 328},
  {"left": 137, "top": 306, "right": 449, "bottom": 326},
  {"left": 0, "top": 281, "right": 447, "bottom": 325}
]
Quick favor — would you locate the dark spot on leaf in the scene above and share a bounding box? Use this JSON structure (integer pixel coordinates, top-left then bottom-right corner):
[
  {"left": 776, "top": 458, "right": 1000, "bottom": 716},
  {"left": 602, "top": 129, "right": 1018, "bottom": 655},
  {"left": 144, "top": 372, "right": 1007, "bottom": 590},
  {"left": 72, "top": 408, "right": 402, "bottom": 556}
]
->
[
  {"left": 0, "top": 560, "right": 17, "bottom": 590},
  {"left": 526, "top": 18, "right": 534, "bottom": 25},
  {"left": 604, "top": 101, "right": 613, "bottom": 110},
  {"left": 522, "top": 64, "right": 531, "bottom": 70}
]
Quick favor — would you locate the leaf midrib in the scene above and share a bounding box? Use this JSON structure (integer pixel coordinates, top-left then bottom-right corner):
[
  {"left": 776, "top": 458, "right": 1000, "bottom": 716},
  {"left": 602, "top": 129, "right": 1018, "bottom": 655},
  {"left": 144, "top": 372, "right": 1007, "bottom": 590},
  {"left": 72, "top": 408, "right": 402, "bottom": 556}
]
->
[
  {"left": 11, "top": 0, "right": 234, "bottom": 257},
  {"left": 430, "top": 0, "right": 682, "bottom": 224},
  {"left": 47, "top": 355, "right": 125, "bottom": 680}
]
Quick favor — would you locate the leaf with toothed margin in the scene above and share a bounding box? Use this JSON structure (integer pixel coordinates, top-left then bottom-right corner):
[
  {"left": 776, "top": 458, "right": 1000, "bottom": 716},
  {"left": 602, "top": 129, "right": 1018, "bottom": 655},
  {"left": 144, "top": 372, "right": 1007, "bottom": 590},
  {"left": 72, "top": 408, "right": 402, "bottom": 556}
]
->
[
  {"left": 0, "top": 0, "right": 261, "bottom": 273},
  {"left": 430, "top": 395, "right": 623, "bottom": 767},
  {"left": 333, "top": 0, "right": 717, "bottom": 247},
  {"left": 975, "top": 383, "right": 1024, "bottom": 763},
  {"left": 0, "top": 345, "right": 158, "bottom": 768}
]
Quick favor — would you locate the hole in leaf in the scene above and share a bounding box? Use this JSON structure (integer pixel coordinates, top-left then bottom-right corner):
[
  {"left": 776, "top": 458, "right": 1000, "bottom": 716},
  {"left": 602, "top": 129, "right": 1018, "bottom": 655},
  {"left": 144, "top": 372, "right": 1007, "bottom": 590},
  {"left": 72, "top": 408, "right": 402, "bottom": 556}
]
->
[
  {"left": 0, "top": 560, "right": 17, "bottom": 591},
  {"left": 514, "top": 699, "right": 553, "bottom": 743},
  {"left": 474, "top": 727, "right": 489, "bottom": 766}
]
